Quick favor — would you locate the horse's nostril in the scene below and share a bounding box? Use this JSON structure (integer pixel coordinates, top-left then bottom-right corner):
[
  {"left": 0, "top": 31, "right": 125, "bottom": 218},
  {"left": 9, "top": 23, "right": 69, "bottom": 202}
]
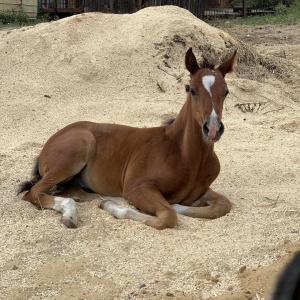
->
[
  {"left": 203, "top": 122, "right": 209, "bottom": 136},
  {"left": 219, "top": 122, "right": 225, "bottom": 135}
]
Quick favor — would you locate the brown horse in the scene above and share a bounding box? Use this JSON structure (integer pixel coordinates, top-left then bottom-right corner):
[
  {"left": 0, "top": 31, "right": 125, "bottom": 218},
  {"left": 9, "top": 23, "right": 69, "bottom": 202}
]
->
[{"left": 18, "top": 48, "right": 236, "bottom": 230}]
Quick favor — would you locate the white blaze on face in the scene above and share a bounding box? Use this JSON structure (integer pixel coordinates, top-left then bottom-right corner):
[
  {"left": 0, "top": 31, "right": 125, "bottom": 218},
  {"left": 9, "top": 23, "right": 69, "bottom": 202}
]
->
[
  {"left": 202, "top": 75, "right": 215, "bottom": 97},
  {"left": 202, "top": 75, "right": 220, "bottom": 138},
  {"left": 210, "top": 108, "right": 218, "bottom": 120},
  {"left": 208, "top": 108, "right": 219, "bottom": 136}
]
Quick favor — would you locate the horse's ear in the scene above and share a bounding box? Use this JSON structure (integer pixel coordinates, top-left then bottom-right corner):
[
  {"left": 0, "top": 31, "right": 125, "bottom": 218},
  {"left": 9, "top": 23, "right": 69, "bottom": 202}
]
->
[
  {"left": 217, "top": 50, "right": 237, "bottom": 77},
  {"left": 185, "top": 48, "right": 199, "bottom": 74}
]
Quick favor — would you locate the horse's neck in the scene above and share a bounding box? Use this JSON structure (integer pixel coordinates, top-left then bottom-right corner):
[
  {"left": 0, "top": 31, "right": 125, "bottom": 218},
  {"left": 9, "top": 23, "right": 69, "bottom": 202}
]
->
[{"left": 167, "top": 96, "right": 214, "bottom": 161}]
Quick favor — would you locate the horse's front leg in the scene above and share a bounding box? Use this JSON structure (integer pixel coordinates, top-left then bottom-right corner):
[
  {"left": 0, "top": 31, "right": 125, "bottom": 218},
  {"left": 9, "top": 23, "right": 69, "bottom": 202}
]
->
[
  {"left": 100, "top": 185, "right": 178, "bottom": 230},
  {"left": 172, "top": 188, "right": 231, "bottom": 219}
]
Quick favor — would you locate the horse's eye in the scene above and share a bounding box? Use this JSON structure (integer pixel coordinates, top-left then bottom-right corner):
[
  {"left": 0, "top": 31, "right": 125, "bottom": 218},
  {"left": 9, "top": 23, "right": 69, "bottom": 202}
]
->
[
  {"left": 190, "top": 88, "right": 196, "bottom": 96},
  {"left": 225, "top": 90, "right": 229, "bottom": 97}
]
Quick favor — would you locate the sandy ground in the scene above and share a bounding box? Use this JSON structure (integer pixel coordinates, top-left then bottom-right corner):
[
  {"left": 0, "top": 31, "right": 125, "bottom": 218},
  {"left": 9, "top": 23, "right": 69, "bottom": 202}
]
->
[{"left": 0, "top": 6, "right": 299, "bottom": 300}]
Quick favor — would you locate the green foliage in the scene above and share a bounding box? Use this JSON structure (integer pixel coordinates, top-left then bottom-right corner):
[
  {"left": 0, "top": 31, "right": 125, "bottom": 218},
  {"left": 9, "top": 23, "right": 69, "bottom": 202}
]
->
[
  {"left": 0, "top": 10, "right": 15, "bottom": 24},
  {"left": 37, "top": 12, "right": 50, "bottom": 22},
  {"left": 249, "top": 0, "right": 278, "bottom": 9},
  {"left": 15, "top": 9, "right": 29, "bottom": 23},
  {"left": 229, "top": 0, "right": 243, "bottom": 8},
  {"left": 283, "top": 0, "right": 296, "bottom": 6},
  {"left": 275, "top": 3, "right": 288, "bottom": 14},
  {"left": 209, "top": 0, "right": 300, "bottom": 26},
  {"left": 0, "top": 9, "right": 29, "bottom": 24},
  {"left": 229, "top": 0, "right": 297, "bottom": 9}
]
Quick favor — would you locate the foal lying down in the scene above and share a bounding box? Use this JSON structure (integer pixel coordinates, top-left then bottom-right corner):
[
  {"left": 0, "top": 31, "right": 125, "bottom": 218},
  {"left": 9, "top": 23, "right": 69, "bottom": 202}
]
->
[{"left": 18, "top": 48, "right": 236, "bottom": 229}]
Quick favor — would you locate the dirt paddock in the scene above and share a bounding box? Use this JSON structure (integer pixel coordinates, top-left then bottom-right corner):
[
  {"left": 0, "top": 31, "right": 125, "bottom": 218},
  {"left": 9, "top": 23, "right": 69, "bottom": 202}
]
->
[{"left": 0, "top": 6, "right": 299, "bottom": 300}]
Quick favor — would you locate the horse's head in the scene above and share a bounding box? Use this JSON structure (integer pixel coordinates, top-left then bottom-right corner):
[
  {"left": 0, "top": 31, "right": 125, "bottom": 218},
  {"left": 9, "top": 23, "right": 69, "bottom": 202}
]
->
[{"left": 185, "top": 48, "right": 236, "bottom": 142}]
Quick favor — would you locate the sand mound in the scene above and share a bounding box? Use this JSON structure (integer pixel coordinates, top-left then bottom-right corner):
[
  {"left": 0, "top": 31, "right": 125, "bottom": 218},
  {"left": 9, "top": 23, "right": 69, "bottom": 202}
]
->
[
  {"left": 0, "top": 7, "right": 236, "bottom": 98},
  {"left": 0, "top": 6, "right": 299, "bottom": 300},
  {"left": 0, "top": 6, "right": 289, "bottom": 99}
]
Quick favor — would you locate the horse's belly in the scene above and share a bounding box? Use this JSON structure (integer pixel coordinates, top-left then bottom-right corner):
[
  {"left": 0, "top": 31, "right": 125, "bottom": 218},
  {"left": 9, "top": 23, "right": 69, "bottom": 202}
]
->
[{"left": 79, "top": 160, "right": 123, "bottom": 196}]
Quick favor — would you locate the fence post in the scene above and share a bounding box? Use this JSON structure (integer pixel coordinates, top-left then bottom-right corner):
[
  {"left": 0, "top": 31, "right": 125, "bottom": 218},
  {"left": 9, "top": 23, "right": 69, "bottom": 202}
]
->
[{"left": 243, "top": 0, "right": 247, "bottom": 17}]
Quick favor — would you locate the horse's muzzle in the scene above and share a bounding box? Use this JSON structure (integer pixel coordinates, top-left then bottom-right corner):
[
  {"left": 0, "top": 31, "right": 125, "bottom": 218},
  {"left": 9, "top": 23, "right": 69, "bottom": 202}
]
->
[{"left": 202, "top": 121, "right": 224, "bottom": 142}]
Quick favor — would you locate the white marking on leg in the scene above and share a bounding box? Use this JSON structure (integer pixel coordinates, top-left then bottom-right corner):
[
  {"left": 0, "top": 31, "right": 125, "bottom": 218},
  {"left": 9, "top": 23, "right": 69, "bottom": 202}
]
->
[
  {"left": 202, "top": 75, "right": 215, "bottom": 97},
  {"left": 53, "top": 197, "right": 77, "bottom": 225},
  {"left": 101, "top": 200, "right": 153, "bottom": 223},
  {"left": 172, "top": 204, "right": 188, "bottom": 215},
  {"left": 103, "top": 201, "right": 131, "bottom": 219}
]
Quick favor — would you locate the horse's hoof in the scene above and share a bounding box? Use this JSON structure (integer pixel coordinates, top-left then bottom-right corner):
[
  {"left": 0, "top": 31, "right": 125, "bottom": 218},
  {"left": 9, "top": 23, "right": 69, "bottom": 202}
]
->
[
  {"left": 99, "top": 199, "right": 110, "bottom": 210},
  {"left": 60, "top": 216, "right": 77, "bottom": 228}
]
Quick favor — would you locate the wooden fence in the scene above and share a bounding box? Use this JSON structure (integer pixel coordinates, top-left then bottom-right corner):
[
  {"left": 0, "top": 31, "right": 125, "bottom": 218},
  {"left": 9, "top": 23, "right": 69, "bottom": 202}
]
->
[
  {"left": 35, "top": 0, "right": 276, "bottom": 19},
  {"left": 147, "top": 0, "right": 276, "bottom": 18},
  {"left": 84, "top": 0, "right": 276, "bottom": 19},
  {"left": 0, "top": 0, "right": 38, "bottom": 18}
]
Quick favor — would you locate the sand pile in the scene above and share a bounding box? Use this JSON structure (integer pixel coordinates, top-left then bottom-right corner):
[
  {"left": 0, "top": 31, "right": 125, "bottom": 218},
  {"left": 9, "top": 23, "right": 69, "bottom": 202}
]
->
[{"left": 0, "top": 6, "right": 299, "bottom": 300}]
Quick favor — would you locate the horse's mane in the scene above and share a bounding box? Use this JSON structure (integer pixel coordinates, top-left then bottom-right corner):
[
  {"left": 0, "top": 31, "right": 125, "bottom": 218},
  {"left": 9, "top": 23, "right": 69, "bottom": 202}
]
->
[
  {"left": 202, "top": 57, "right": 215, "bottom": 69},
  {"left": 162, "top": 118, "right": 176, "bottom": 126}
]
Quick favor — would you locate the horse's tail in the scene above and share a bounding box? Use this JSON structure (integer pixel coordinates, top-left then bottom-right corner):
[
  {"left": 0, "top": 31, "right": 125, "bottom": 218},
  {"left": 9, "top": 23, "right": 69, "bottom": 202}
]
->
[{"left": 17, "top": 157, "right": 41, "bottom": 195}]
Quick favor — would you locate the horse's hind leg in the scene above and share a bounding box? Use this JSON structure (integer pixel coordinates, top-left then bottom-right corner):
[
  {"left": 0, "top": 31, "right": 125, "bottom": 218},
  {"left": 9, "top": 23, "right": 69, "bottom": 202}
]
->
[
  {"left": 172, "top": 188, "right": 231, "bottom": 219},
  {"left": 23, "top": 183, "right": 77, "bottom": 228},
  {"left": 22, "top": 166, "right": 87, "bottom": 228},
  {"left": 21, "top": 127, "right": 97, "bottom": 227}
]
